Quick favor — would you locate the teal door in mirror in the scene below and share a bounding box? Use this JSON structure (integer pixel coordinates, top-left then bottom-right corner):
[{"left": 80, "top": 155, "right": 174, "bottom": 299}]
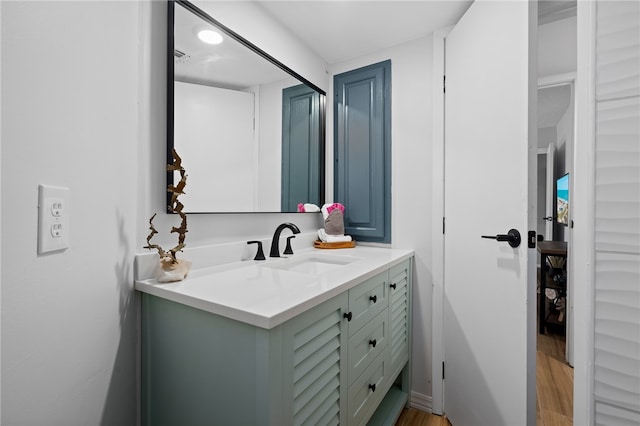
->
[
  {"left": 281, "top": 84, "right": 323, "bottom": 212},
  {"left": 168, "top": 1, "right": 325, "bottom": 213}
]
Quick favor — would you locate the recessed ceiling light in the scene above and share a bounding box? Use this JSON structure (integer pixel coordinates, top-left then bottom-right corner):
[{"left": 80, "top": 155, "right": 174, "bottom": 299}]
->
[{"left": 197, "top": 30, "right": 223, "bottom": 45}]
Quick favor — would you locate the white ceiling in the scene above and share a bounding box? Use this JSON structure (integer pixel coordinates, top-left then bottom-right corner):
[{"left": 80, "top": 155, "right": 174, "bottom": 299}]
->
[
  {"left": 174, "top": 2, "right": 291, "bottom": 89},
  {"left": 256, "top": 1, "right": 473, "bottom": 64},
  {"left": 538, "top": 84, "right": 572, "bottom": 128},
  {"left": 538, "top": 0, "right": 577, "bottom": 25},
  {"left": 253, "top": 1, "right": 575, "bottom": 64},
  {"left": 176, "top": 1, "right": 474, "bottom": 87}
]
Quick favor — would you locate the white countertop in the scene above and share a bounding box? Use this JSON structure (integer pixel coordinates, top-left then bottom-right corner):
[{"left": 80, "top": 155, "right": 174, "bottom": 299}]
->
[{"left": 135, "top": 245, "right": 413, "bottom": 329}]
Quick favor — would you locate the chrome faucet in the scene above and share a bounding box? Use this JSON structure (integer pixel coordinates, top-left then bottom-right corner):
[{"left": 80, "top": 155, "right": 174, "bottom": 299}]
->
[{"left": 270, "top": 222, "right": 301, "bottom": 257}]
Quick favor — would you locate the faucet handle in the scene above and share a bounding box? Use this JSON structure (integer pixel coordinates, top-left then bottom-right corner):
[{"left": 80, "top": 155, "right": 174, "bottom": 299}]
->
[
  {"left": 247, "top": 241, "right": 265, "bottom": 261},
  {"left": 284, "top": 236, "right": 296, "bottom": 255}
]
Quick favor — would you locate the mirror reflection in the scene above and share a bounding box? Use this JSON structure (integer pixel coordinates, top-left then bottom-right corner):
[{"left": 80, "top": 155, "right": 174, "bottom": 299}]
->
[{"left": 169, "top": 1, "right": 325, "bottom": 213}]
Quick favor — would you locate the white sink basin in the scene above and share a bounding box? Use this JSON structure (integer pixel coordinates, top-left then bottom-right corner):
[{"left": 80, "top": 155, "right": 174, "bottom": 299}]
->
[{"left": 265, "top": 253, "right": 361, "bottom": 275}]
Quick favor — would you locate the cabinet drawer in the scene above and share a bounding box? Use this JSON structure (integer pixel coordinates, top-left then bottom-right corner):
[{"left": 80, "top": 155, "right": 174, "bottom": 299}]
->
[
  {"left": 347, "top": 309, "right": 389, "bottom": 387},
  {"left": 348, "top": 271, "right": 388, "bottom": 336},
  {"left": 347, "top": 350, "right": 388, "bottom": 426}
]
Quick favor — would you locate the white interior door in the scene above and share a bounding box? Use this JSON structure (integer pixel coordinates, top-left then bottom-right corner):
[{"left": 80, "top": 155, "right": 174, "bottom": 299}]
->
[
  {"left": 443, "top": 1, "right": 537, "bottom": 425},
  {"left": 545, "top": 143, "right": 555, "bottom": 239}
]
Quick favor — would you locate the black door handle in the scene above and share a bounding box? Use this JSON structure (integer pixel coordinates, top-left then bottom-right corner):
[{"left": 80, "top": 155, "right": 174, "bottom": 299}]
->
[
  {"left": 481, "top": 228, "right": 521, "bottom": 248},
  {"left": 542, "top": 216, "right": 553, "bottom": 222}
]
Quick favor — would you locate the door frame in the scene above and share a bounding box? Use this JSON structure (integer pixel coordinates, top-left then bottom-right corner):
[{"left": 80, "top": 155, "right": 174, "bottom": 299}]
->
[
  {"left": 572, "top": 1, "right": 597, "bottom": 424},
  {"left": 431, "top": 10, "right": 595, "bottom": 420},
  {"left": 430, "top": 27, "right": 450, "bottom": 415}
]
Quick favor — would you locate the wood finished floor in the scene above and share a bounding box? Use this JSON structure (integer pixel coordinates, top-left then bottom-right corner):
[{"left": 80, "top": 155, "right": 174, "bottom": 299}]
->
[
  {"left": 395, "top": 327, "right": 573, "bottom": 426},
  {"left": 536, "top": 327, "right": 573, "bottom": 426},
  {"left": 395, "top": 407, "right": 451, "bottom": 426}
]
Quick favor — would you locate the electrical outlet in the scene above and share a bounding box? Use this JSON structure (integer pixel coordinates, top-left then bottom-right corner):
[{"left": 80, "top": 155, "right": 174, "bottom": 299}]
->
[
  {"left": 51, "top": 201, "right": 63, "bottom": 217},
  {"left": 38, "top": 185, "right": 69, "bottom": 254},
  {"left": 50, "top": 223, "right": 63, "bottom": 238}
]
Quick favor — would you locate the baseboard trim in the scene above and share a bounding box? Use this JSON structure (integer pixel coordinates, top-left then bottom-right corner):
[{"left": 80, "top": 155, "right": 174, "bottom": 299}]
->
[{"left": 409, "top": 391, "right": 432, "bottom": 413}]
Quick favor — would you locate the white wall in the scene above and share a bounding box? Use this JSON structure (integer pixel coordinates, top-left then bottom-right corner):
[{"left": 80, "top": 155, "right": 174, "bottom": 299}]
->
[
  {"left": 556, "top": 89, "right": 574, "bottom": 178},
  {"left": 538, "top": 126, "right": 557, "bottom": 148},
  {"left": 1, "top": 2, "right": 139, "bottom": 424},
  {"left": 174, "top": 82, "right": 256, "bottom": 212},
  {"left": 256, "top": 75, "right": 301, "bottom": 211},
  {"left": 2, "top": 1, "right": 327, "bottom": 424},
  {"left": 328, "top": 36, "right": 435, "bottom": 402},
  {"left": 538, "top": 16, "right": 577, "bottom": 77}
]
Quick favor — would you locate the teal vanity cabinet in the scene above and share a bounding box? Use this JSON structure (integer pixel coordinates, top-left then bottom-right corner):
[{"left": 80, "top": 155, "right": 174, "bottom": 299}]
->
[
  {"left": 141, "top": 293, "right": 348, "bottom": 426},
  {"left": 141, "top": 258, "right": 412, "bottom": 426}
]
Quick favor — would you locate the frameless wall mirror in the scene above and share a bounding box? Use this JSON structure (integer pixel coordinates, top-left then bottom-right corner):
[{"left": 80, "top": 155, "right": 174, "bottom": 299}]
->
[{"left": 168, "top": 0, "right": 326, "bottom": 213}]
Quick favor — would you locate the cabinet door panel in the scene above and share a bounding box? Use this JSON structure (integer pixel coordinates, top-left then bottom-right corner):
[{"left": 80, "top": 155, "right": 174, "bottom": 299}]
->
[
  {"left": 294, "top": 374, "right": 341, "bottom": 426},
  {"left": 293, "top": 323, "right": 341, "bottom": 383},
  {"left": 282, "top": 294, "right": 348, "bottom": 426},
  {"left": 334, "top": 60, "right": 391, "bottom": 242},
  {"left": 389, "top": 260, "right": 411, "bottom": 375},
  {"left": 306, "top": 393, "right": 340, "bottom": 426}
]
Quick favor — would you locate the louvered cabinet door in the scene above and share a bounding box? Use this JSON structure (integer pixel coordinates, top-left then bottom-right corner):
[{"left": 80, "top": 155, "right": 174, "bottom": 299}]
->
[
  {"left": 281, "top": 293, "right": 349, "bottom": 426},
  {"left": 388, "top": 259, "right": 411, "bottom": 377}
]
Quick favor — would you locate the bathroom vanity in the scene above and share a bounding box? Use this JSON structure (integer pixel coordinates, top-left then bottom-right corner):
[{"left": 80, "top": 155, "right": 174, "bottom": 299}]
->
[{"left": 136, "top": 244, "right": 413, "bottom": 425}]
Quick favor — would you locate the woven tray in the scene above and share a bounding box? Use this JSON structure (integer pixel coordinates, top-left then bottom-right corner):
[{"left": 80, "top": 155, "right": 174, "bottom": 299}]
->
[{"left": 313, "top": 240, "right": 356, "bottom": 249}]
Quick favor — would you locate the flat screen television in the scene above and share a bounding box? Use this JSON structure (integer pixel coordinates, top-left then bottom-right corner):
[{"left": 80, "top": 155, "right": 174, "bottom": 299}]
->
[{"left": 556, "top": 173, "right": 569, "bottom": 226}]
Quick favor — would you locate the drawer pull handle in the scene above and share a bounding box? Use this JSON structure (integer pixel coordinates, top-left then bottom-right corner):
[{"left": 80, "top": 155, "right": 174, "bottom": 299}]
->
[
  {"left": 390, "top": 283, "right": 397, "bottom": 290},
  {"left": 343, "top": 312, "right": 352, "bottom": 321},
  {"left": 369, "top": 339, "right": 377, "bottom": 348},
  {"left": 369, "top": 383, "right": 376, "bottom": 392},
  {"left": 369, "top": 295, "right": 377, "bottom": 303}
]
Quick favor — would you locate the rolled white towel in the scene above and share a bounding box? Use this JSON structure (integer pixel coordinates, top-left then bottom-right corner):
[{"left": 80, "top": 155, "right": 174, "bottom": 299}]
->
[
  {"left": 317, "top": 228, "right": 352, "bottom": 243},
  {"left": 298, "top": 203, "right": 320, "bottom": 212}
]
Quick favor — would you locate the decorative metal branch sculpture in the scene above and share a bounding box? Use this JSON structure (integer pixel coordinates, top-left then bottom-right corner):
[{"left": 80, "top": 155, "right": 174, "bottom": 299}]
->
[{"left": 144, "top": 149, "right": 191, "bottom": 282}]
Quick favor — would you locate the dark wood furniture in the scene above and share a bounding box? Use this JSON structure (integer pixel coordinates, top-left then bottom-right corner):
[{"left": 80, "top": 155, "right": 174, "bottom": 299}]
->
[{"left": 538, "top": 241, "right": 568, "bottom": 334}]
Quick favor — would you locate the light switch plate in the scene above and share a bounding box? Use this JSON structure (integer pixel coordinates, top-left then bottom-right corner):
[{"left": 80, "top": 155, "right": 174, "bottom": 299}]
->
[{"left": 38, "top": 184, "right": 69, "bottom": 254}]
